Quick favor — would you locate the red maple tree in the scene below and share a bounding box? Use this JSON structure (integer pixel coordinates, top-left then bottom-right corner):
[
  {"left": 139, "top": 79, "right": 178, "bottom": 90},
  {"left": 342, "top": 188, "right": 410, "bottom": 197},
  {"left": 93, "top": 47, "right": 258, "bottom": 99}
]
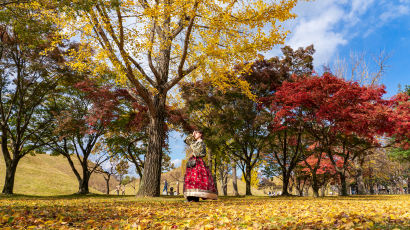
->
[{"left": 266, "top": 72, "right": 396, "bottom": 196}]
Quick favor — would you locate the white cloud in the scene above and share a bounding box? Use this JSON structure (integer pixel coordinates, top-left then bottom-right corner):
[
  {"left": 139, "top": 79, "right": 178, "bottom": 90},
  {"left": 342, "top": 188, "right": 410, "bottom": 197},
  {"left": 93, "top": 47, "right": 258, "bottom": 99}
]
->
[
  {"left": 351, "top": 0, "right": 375, "bottom": 15},
  {"left": 287, "top": 5, "right": 347, "bottom": 65},
  {"left": 274, "top": 0, "right": 408, "bottom": 66},
  {"left": 380, "top": 4, "right": 410, "bottom": 22},
  {"left": 171, "top": 158, "right": 182, "bottom": 167}
]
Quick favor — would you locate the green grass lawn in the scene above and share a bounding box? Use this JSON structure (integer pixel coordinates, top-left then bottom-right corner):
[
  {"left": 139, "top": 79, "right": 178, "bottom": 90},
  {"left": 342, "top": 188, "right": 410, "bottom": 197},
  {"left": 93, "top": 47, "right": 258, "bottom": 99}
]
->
[{"left": 1, "top": 194, "right": 409, "bottom": 229}]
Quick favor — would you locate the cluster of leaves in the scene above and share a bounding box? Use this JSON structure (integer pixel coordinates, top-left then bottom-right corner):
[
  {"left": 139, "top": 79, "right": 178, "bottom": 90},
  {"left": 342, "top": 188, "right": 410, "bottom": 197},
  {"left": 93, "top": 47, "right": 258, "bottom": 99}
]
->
[
  {"left": 259, "top": 71, "right": 406, "bottom": 196},
  {"left": 0, "top": 195, "right": 409, "bottom": 229}
]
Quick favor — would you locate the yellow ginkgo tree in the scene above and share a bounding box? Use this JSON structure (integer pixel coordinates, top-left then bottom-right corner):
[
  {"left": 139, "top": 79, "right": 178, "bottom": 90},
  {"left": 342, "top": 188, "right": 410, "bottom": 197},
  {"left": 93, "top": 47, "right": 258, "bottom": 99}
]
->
[{"left": 56, "top": 0, "right": 302, "bottom": 197}]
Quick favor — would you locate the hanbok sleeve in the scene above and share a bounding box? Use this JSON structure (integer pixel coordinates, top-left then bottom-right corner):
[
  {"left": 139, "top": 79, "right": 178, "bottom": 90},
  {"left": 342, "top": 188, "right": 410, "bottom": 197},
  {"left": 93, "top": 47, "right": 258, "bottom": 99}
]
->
[
  {"left": 184, "top": 134, "right": 195, "bottom": 145},
  {"left": 190, "top": 140, "right": 206, "bottom": 158}
]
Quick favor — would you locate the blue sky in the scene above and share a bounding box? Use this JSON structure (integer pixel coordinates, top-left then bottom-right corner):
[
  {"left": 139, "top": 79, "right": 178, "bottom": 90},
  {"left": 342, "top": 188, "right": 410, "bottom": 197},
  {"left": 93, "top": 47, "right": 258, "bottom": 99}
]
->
[{"left": 167, "top": 0, "right": 410, "bottom": 168}]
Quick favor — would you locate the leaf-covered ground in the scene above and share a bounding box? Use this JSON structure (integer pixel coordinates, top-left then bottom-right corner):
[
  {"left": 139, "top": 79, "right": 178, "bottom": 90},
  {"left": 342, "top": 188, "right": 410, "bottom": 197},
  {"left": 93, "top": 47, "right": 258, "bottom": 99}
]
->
[{"left": 1, "top": 195, "right": 409, "bottom": 229}]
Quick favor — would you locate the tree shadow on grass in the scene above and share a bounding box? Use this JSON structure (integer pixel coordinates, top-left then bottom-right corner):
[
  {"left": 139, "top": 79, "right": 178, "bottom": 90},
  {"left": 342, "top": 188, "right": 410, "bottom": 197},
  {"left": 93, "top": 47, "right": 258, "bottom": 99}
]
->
[{"left": 0, "top": 193, "right": 134, "bottom": 200}]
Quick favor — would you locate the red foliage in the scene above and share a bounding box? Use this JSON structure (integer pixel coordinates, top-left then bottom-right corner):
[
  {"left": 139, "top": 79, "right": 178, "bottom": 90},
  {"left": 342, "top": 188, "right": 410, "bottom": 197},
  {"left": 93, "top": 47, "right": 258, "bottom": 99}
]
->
[
  {"left": 76, "top": 79, "right": 193, "bottom": 135},
  {"left": 300, "top": 152, "right": 343, "bottom": 175},
  {"left": 75, "top": 80, "right": 121, "bottom": 128},
  {"left": 389, "top": 93, "right": 410, "bottom": 149},
  {"left": 266, "top": 73, "right": 395, "bottom": 143},
  {"left": 75, "top": 80, "right": 149, "bottom": 133}
]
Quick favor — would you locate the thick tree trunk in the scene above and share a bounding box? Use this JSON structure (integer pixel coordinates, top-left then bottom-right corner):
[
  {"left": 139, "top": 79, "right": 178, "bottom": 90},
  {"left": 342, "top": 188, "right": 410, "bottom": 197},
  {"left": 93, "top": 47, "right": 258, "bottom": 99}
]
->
[
  {"left": 2, "top": 158, "right": 19, "bottom": 195},
  {"left": 296, "top": 177, "right": 305, "bottom": 196},
  {"left": 297, "top": 188, "right": 303, "bottom": 197},
  {"left": 104, "top": 175, "right": 111, "bottom": 195},
  {"left": 245, "top": 165, "right": 252, "bottom": 195},
  {"left": 369, "top": 184, "right": 375, "bottom": 195},
  {"left": 232, "top": 163, "right": 239, "bottom": 196},
  {"left": 312, "top": 186, "right": 319, "bottom": 197},
  {"left": 339, "top": 172, "right": 348, "bottom": 196},
  {"left": 1, "top": 134, "right": 20, "bottom": 195},
  {"left": 320, "top": 185, "right": 326, "bottom": 197},
  {"left": 296, "top": 180, "right": 303, "bottom": 196},
  {"left": 77, "top": 168, "right": 90, "bottom": 195},
  {"left": 281, "top": 170, "right": 291, "bottom": 196},
  {"left": 137, "top": 96, "right": 165, "bottom": 197},
  {"left": 312, "top": 175, "right": 320, "bottom": 198},
  {"left": 356, "top": 168, "right": 366, "bottom": 195},
  {"left": 222, "top": 177, "right": 227, "bottom": 196},
  {"left": 219, "top": 166, "right": 228, "bottom": 196}
]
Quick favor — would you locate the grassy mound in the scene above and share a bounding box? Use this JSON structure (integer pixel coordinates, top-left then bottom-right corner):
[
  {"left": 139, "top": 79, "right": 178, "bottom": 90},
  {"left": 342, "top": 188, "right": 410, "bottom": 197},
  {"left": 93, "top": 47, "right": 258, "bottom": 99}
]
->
[{"left": 0, "top": 154, "right": 115, "bottom": 195}]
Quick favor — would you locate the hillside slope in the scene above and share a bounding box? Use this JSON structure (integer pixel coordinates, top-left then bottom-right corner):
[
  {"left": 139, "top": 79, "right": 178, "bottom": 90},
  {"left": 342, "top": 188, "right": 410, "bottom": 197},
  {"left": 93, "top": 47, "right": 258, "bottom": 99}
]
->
[{"left": 0, "top": 154, "right": 118, "bottom": 196}]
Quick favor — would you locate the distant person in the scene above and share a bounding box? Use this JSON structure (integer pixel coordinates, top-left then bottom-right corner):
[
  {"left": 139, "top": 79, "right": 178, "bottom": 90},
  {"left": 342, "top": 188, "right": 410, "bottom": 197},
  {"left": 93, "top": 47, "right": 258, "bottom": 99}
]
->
[
  {"left": 163, "top": 180, "right": 168, "bottom": 195},
  {"left": 121, "top": 185, "right": 125, "bottom": 195},
  {"left": 183, "top": 130, "right": 217, "bottom": 202},
  {"left": 170, "top": 187, "right": 174, "bottom": 196},
  {"left": 115, "top": 185, "right": 120, "bottom": 195}
]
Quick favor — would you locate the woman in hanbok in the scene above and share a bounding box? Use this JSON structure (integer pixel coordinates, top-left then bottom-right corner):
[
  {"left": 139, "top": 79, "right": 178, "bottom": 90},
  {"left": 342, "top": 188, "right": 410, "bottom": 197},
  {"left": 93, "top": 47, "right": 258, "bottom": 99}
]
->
[{"left": 183, "top": 130, "right": 217, "bottom": 202}]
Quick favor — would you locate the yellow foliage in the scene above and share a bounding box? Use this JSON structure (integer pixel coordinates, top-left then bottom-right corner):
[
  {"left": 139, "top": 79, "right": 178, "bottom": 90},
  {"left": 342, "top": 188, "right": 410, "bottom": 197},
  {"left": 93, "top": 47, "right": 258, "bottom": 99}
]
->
[
  {"left": 1, "top": 195, "right": 409, "bottom": 229},
  {"left": 241, "top": 167, "right": 260, "bottom": 187},
  {"left": 52, "top": 0, "right": 302, "bottom": 99}
]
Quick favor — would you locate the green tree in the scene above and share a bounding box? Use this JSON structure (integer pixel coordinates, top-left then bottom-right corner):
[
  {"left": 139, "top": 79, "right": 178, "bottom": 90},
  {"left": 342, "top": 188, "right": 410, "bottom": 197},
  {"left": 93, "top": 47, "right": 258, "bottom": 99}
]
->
[
  {"left": 0, "top": 3, "right": 62, "bottom": 194},
  {"left": 44, "top": 77, "right": 117, "bottom": 194}
]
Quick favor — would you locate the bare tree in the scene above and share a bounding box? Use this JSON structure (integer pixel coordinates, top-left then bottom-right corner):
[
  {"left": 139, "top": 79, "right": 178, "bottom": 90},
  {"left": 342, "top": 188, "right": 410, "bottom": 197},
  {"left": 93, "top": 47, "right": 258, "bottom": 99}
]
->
[
  {"left": 331, "top": 50, "right": 391, "bottom": 195},
  {"left": 95, "top": 158, "right": 118, "bottom": 195},
  {"left": 333, "top": 50, "right": 390, "bottom": 86}
]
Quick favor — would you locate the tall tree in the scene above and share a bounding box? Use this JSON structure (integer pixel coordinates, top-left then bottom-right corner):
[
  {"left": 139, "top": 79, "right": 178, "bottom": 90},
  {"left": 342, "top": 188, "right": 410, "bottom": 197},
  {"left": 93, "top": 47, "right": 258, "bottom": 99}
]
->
[
  {"left": 45, "top": 78, "right": 119, "bottom": 194},
  {"left": 262, "top": 128, "right": 309, "bottom": 196},
  {"left": 0, "top": 3, "right": 62, "bottom": 194},
  {"left": 269, "top": 73, "right": 396, "bottom": 196},
  {"left": 257, "top": 45, "right": 315, "bottom": 196},
  {"left": 56, "top": 0, "right": 302, "bottom": 197}
]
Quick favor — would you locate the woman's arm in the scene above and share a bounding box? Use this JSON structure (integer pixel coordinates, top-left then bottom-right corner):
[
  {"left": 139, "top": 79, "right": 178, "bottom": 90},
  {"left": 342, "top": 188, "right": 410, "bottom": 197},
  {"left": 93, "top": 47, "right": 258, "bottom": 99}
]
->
[
  {"left": 184, "top": 134, "right": 195, "bottom": 145},
  {"left": 190, "top": 141, "right": 206, "bottom": 158}
]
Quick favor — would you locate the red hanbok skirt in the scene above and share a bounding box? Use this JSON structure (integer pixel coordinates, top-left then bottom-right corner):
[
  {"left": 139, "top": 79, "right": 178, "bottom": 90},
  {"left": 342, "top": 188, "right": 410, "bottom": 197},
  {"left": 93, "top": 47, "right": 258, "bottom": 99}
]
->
[{"left": 183, "top": 156, "right": 218, "bottom": 200}]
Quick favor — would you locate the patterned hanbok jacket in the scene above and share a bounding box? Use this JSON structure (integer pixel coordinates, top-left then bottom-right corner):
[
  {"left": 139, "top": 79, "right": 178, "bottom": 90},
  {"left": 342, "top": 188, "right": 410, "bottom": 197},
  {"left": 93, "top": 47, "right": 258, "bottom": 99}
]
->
[{"left": 184, "top": 135, "right": 206, "bottom": 158}]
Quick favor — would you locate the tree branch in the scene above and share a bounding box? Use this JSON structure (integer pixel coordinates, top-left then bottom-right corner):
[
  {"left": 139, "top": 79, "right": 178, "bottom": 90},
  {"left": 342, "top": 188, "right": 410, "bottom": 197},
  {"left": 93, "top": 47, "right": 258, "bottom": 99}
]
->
[{"left": 147, "top": 21, "right": 161, "bottom": 83}]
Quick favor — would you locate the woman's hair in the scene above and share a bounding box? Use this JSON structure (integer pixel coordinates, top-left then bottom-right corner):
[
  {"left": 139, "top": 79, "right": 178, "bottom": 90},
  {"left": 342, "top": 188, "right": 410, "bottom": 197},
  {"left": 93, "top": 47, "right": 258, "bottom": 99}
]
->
[{"left": 195, "top": 130, "right": 203, "bottom": 135}]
